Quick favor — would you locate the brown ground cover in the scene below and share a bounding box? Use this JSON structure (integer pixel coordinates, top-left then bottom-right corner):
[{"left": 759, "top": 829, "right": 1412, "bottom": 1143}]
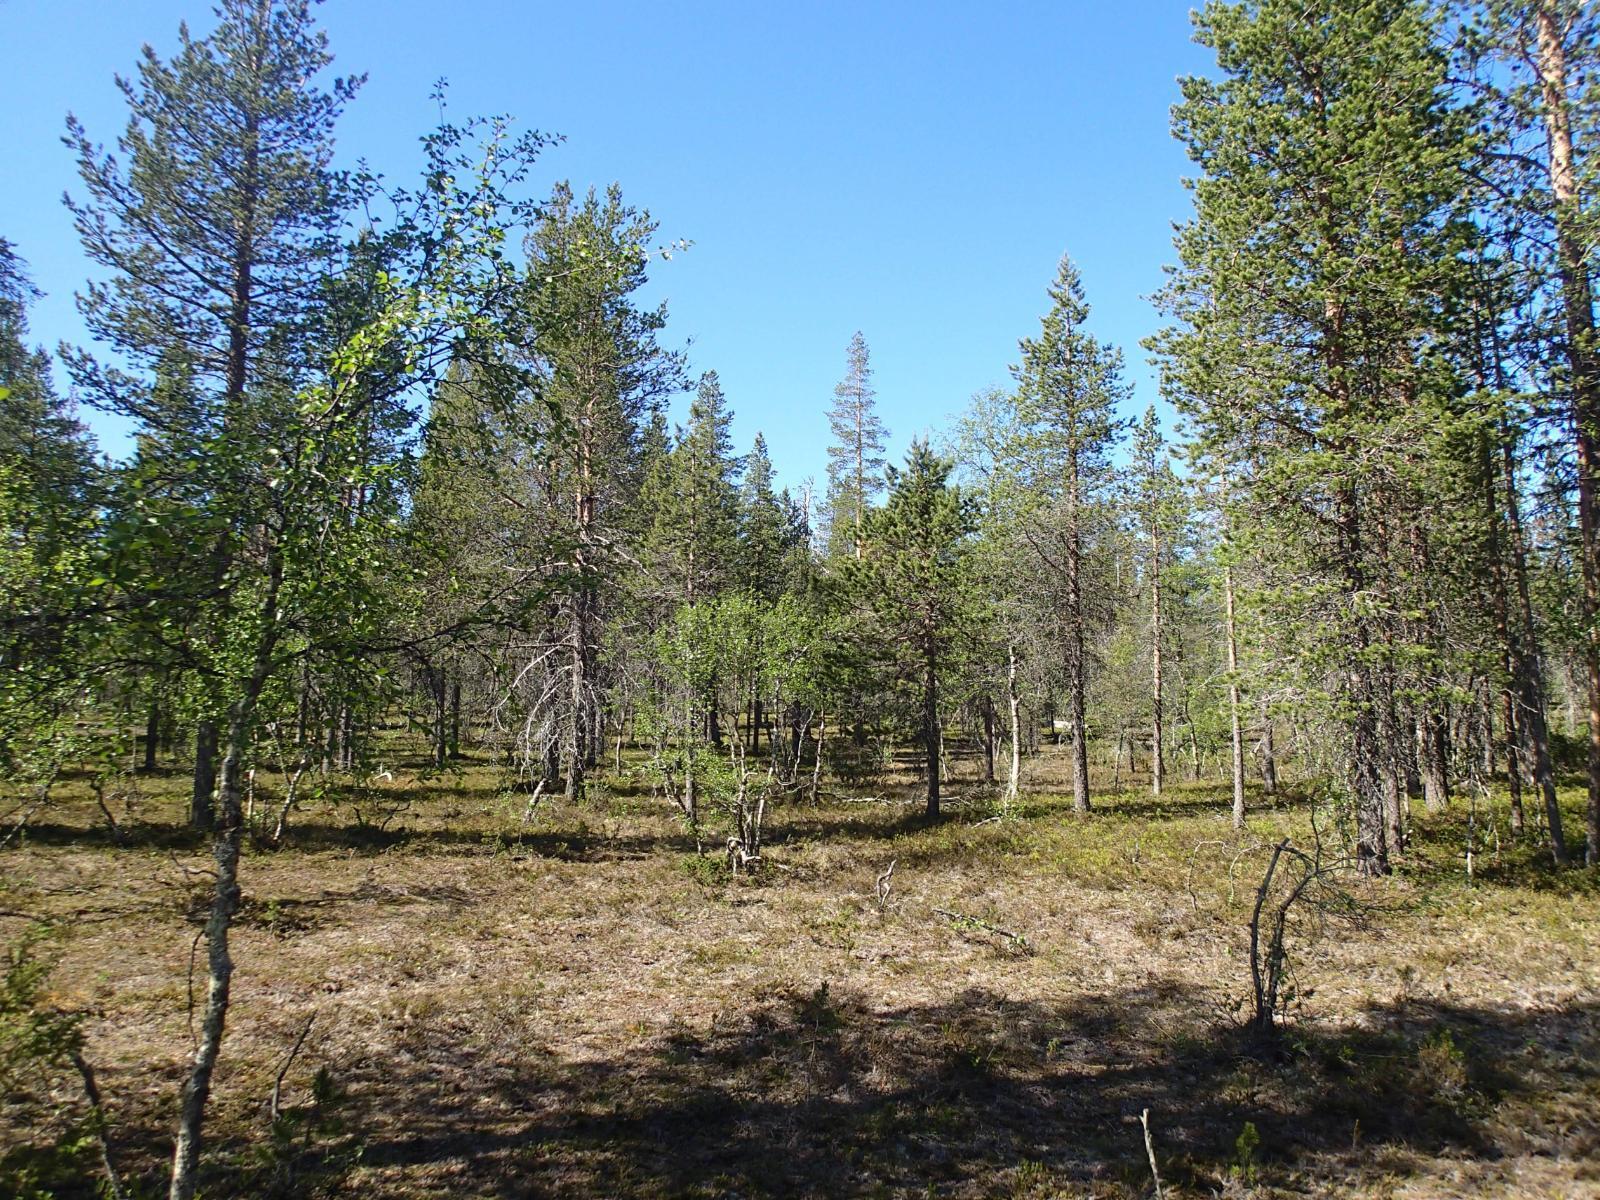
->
[{"left": 3, "top": 746, "right": 1597, "bottom": 1198}]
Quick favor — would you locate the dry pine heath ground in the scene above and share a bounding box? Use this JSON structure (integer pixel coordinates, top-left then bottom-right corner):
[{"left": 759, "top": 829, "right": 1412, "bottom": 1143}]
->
[{"left": 3, "top": 742, "right": 1598, "bottom": 1198}]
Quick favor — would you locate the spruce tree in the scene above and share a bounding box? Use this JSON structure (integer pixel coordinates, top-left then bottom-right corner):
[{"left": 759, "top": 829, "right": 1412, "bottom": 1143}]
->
[
  {"left": 1128, "top": 405, "right": 1184, "bottom": 797},
  {"left": 1011, "top": 255, "right": 1129, "bottom": 813},
  {"left": 653, "top": 371, "right": 742, "bottom": 604},
  {"left": 851, "top": 440, "right": 976, "bottom": 818}
]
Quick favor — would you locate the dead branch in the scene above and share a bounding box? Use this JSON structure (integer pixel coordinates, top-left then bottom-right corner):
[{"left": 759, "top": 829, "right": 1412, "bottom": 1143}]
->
[
  {"left": 934, "top": 907, "right": 1026, "bottom": 944},
  {"left": 1140, "top": 1107, "right": 1164, "bottom": 1199},
  {"left": 270, "top": 1013, "right": 317, "bottom": 1122}
]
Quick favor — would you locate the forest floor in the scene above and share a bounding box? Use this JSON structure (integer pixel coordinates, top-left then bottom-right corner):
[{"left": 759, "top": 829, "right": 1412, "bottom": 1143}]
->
[{"left": 2, "top": 744, "right": 1598, "bottom": 1199}]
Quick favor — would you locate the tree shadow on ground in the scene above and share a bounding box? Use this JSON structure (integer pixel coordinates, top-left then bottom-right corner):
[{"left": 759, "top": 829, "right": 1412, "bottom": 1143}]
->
[
  {"left": 3, "top": 815, "right": 698, "bottom": 862},
  {"left": 322, "top": 981, "right": 1599, "bottom": 1199}
]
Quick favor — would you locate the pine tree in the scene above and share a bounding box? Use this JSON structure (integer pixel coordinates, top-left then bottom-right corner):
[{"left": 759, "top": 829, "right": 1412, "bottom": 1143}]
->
[
  {"left": 64, "top": 0, "right": 357, "bottom": 829},
  {"left": 1155, "top": 0, "right": 1477, "bottom": 873},
  {"left": 824, "top": 331, "right": 888, "bottom": 560},
  {"left": 1463, "top": 0, "right": 1600, "bottom": 863},
  {"left": 522, "top": 182, "right": 685, "bottom": 798}
]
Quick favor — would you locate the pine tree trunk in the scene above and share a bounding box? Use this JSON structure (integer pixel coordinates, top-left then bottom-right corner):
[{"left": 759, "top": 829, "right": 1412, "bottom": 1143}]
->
[
  {"left": 1224, "top": 562, "right": 1245, "bottom": 830},
  {"left": 1420, "top": 709, "right": 1450, "bottom": 813},
  {"left": 1151, "top": 530, "right": 1164, "bottom": 797},
  {"left": 432, "top": 667, "right": 447, "bottom": 769},
  {"left": 1005, "top": 645, "right": 1022, "bottom": 806},
  {"left": 449, "top": 680, "right": 462, "bottom": 760},
  {"left": 923, "top": 649, "right": 940, "bottom": 820},
  {"left": 1261, "top": 713, "right": 1278, "bottom": 796},
  {"left": 1339, "top": 485, "right": 1388, "bottom": 875},
  {"left": 1066, "top": 477, "right": 1091, "bottom": 814},
  {"left": 981, "top": 695, "right": 996, "bottom": 785},
  {"left": 1537, "top": 3, "right": 1600, "bottom": 864},
  {"left": 1484, "top": 427, "right": 1527, "bottom": 834},
  {"left": 1502, "top": 419, "right": 1567, "bottom": 864},
  {"left": 565, "top": 586, "right": 590, "bottom": 801}
]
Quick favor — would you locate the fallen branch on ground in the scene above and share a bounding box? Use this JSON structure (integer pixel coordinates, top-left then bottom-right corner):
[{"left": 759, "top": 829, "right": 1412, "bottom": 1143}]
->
[{"left": 934, "top": 907, "right": 1027, "bottom": 945}]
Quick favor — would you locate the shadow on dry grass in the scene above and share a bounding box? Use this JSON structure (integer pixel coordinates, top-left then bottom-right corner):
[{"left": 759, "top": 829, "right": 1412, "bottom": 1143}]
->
[{"left": 322, "top": 983, "right": 1599, "bottom": 1199}]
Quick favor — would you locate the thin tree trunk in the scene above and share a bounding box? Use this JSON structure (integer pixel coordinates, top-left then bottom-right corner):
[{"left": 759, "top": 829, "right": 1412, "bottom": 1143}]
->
[
  {"left": 1420, "top": 709, "right": 1450, "bottom": 813},
  {"left": 192, "top": 723, "right": 218, "bottom": 832},
  {"left": 144, "top": 703, "right": 160, "bottom": 773},
  {"left": 1225, "top": 561, "right": 1246, "bottom": 829},
  {"left": 1151, "top": 526, "right": 1164, "bottom": 797},
  {"left": 1066, "top": 478, "right": 1090, "bottom": 813},
  {"left": 431, "top": 667, "right": 447, "bottom": 769},
  {"left": 982, "top": 695, "right": 996, "bottom": 785},
  {"left": 1340, "top": 487, "right": 1388, "bottom": 875},
  {"left": 924, "top": 650, "right": 940, "bottom": 819},
  {"left": 169, "top": 553, "right": 281, "bottom": 1200},
  {"left": 1005, "top": 645, "right": 1022, "bottom": 807},
  {"left": 1506, "top": 438, "right": 1566, "bottom": 863},
  {"left": 1483, "top": 426, "right": 1527, "bottom": 834},
  {"left": 1261, "top": 713, "right": 1278, "bottom": 796}
]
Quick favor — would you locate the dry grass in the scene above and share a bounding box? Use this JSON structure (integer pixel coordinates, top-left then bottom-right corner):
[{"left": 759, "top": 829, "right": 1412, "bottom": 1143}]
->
[{"left": 2, "top": 742, "right": 1598, "bottom": 1198}]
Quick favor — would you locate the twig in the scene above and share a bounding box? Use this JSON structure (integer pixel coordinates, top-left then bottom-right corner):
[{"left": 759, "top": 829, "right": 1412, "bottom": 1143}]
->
[
  {"left": 1140, "top": 1107, "right": 1164, "bottom": 1199},
  {"left": 934, "top": 907, "right": 1025, "bottom": 944},
  {"left": 186, "top": 929, "right": 204, "bottom": 1050},
  {"left": 0, "top": 798, "right": 47, "bottom": 851},
  {"left": 875, "top": 859, "right": 896, "bottom": 912},
  {"left": 71, "top": 1050, "right": 128, "bottom": 1200},
  {"left": 270, "top": 1013, "right": 318, "bottom": 1122}
]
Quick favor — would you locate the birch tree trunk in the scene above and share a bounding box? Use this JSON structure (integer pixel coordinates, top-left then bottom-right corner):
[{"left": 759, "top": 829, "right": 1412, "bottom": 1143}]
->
[{"left": 170, "top": 554, "right": 282, "bottom": 1200}]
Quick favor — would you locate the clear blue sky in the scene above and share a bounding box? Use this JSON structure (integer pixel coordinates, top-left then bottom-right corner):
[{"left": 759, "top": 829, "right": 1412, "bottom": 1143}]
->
[{"left": 4, "top": 0, "right": 1213, "bottom": 491}]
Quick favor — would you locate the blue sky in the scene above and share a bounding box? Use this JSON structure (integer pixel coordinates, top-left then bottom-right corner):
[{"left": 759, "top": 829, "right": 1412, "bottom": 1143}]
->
[{"left": 4, "top": 0, "right": 1213, "bottom": 491}]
